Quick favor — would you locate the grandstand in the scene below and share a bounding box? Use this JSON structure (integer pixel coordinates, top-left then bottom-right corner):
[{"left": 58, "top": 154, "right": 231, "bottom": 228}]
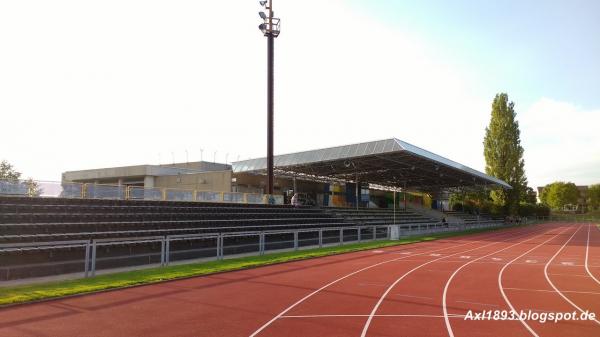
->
[
  {"left": 0, "top": 196, "right": 420, "bottom": 280},
  {"left": 0, "top": 138, "right": 510, "bottom": 281}
]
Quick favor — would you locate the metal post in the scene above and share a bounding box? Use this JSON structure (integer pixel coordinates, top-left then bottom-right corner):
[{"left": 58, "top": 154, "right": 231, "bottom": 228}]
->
[
  {"left": 84, "top": 241, "right": 90, "bottom": 278},
  {"left": 358, "top": 227, "right": 361, "bottom": 242},
  {"left": 293, "top": 176, "right": 297, "bottom": 193},
  {"left": 217, "top": 235, "right": 223, "bottom": 260},
  {"left": 260, "top": 232, "right": 265, "bottom": 255},
  {"left": 319, "top": 229, "right": 323, "bottom": 248},
  {"left": 165, "top": 238, "right": 170, "bottom": 265},
  {"left": 355, "top": 174, "right": 359, "bottom": 210},
  {"left": 339, "top": 228, "right": 343, "bottom": 245},
  {"left": 159, "top": 238, "right": 165, "bottom": 267},
  {"left": 373, "top": 225, "right": 376, "bottom": 240},
  {"left": 403, "top": 181, "right": 407, "bottom": 210},
  {"left": 393, "top": 190, "right": 396, "bottom": 225},
  {"left": 91, "top": 240, "right": 97, "bottom": 277},
  {"left": 266, "top": 32, "right": 274, "bottom": 195},
  {"left": 294, "top": 231, "right": 299, "bottom": 250}
]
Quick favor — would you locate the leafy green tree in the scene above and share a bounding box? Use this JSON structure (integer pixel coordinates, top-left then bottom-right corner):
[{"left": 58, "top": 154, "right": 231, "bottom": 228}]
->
[
  {"left": 588, "top": 184, "right": 600, "bottom": 210},
  {"left": 539, "top": 182, "right": 579, "bottom": 210},
  {"left": 0, "top": 160, "right": 21, "bottom": 181},
  {"left": 483, "top": 93, "right": 527, "bottom": 215},
  {"left": 522, "top": 186, "right": 537, "bottom": 204}
]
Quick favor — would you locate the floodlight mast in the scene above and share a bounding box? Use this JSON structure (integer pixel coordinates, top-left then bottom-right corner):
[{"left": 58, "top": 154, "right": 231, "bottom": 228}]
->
[{"left": 258, "top": 0, "right": 281, "bottom": 195}]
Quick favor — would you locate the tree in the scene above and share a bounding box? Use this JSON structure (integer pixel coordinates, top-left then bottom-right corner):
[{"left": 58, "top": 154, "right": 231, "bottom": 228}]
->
[
  {"left": 0, "top": 160, "right": 21, "bottom": 181},
  {"left": 0, "top": 160, "right": 40, "bottom": 196},
  {"left": 539, "top": 182, "right": 579, "bottom": 211},
  {"left": 588, "top": 184, "right": 600, "bottom": 210},
  {"left": 483, "top": 93, "right": 527, "bottom": 215},
  {"left": 522, "top": 186, "right": 537, "bottom": 204}
]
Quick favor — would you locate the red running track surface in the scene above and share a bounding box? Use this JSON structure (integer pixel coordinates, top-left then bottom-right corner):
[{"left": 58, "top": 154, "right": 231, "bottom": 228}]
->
[{"left": 1, "top": 223, "right": 599, "bottom": 337}]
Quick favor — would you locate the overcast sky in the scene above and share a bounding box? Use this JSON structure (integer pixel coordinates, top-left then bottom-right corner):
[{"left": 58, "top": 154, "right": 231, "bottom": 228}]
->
[{"left": 1, "top": 0, "right": 598, "bottom": 190}]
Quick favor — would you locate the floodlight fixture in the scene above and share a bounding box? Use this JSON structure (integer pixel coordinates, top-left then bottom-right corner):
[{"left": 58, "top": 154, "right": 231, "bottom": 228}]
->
[
  {"left": 259, "top": 1, "right": 268, "bottom": 6},
  {"left": 259, "top": 11, "right": 267, "bottom": 19}
]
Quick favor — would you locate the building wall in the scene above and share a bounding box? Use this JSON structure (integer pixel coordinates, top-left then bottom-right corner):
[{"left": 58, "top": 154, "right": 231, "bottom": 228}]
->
[{"left": 155, "top": 171, "right": 232, "bottom": 192}]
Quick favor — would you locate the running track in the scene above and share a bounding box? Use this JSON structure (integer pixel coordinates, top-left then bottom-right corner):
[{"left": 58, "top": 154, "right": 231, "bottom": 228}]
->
[{"left": 1, "top": 223, "right": 599, "bottom": 337}]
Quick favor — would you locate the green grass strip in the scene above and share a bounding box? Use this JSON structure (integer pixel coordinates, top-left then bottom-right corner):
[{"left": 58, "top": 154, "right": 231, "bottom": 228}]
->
[{"left": 0, "top": 225, "right": 517, "bottom": 306}]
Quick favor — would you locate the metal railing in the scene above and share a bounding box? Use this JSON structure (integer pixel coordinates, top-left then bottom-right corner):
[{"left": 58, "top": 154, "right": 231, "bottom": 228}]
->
[
  {"left": 531, "top": 215, "right": 600, "bottom": 223},
  {"left": 0, "top": 179, "right": 283, "bottom": 205},
  {"left": 0, "top": 221, "right": 512, "bottom": 281}
]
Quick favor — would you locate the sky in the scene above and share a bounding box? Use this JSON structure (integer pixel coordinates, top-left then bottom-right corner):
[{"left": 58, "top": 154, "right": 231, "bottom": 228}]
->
[{"left": 0, "top": 0, "right": 598, "bottom": 191}]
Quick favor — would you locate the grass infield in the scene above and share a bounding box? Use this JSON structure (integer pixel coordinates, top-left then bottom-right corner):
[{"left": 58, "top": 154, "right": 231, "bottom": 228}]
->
[{"left": 0, "top": 225, "right": 520, "bottom": 307}]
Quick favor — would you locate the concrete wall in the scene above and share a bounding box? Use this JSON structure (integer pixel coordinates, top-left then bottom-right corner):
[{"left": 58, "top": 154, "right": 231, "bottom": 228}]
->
[
  {"left": 63, "top": 166, "right": 148, "bottom": 182},
  {"left": 233, "top": 173, "right": 325, "bottom": 195},
  {"left": 62, "top": 161, "right": 231, "bottom": 183},
  {"left": 154, "top": 171, "right": 232, "bottom": 192}
]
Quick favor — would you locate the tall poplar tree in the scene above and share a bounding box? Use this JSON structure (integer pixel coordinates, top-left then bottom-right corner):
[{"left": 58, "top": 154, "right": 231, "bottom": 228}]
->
[{"left": 483, "top": 93, "right": 527, "bottom": 215}]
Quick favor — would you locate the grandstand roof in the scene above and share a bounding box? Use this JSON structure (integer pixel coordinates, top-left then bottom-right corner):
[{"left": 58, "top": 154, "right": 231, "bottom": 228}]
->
[{"left": 232, "top": 138, "right": 511, "bottom": 192}]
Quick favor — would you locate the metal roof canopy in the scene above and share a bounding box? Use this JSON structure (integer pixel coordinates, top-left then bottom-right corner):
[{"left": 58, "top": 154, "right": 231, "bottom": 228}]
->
[{"left": 232, "top": 138, "right": 511, "bottom": 193}]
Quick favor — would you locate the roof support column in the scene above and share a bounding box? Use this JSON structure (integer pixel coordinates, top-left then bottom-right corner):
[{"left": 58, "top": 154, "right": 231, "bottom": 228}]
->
[
  {"left": 393, "top": 190, "right": 396, "bottom": 224},
  {"left": 403, "top": 181, "right": 407, "bottom": 211},
  {"left": 355, "top": 173, "right": 359, "bottom": 210},
  {"left": 293, "top": 176, "right": 297, "bottom": 193}
]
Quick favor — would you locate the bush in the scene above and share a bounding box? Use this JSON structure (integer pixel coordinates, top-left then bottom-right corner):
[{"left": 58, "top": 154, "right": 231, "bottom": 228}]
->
[
  {"left": 490, "top": 204, "right": 506, "bottom": 217},
  {"left": 480, "top": 201, "right": 493, "bottom": 214},
  {"left": 518, "top": 202, "right": 550, "bottom": 217},
  {"left": 463, "top": 203, "right": 474, "bottom": 214},
  {"left": 518, "top": 202, "right": 536, "bottom": 217},
  {"left": 452, "top": 202, "right": 463, "bottom": 211},
  {"left": 535, "top": 204, "right": 550, "bottom": 217}
]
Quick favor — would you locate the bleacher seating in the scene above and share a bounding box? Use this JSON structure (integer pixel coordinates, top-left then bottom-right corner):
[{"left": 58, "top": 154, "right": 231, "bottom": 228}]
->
[
  {"left": 324, "top": 207, "right": 437, "bottom": 228},
  {"left": 0, "top": 197, "right": 439, "bottom": 281},
  {"left": 444, "top": 210, "right": 502, "bottom": 225},
  {"left": 0, "top": 197, "right": 356, "bottom": 280}
]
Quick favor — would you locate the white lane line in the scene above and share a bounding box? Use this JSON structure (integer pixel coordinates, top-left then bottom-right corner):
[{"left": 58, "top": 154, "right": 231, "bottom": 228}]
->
[
  {"left": 358, "top": 282, "right": 388, "bottom": 287},
  {"left": 504, "top": 287, "right": 600, "bottom": 296},
  {"left": 443, "top": 230, "right": 549, "bottom": 337},
  {"left": 544, "top": 225, "right": 600, "bottom": 325},
  {"left": 454, "top": 300, "right": 499, "bottom": 307},
  {"left": 547, "top": 273, "right": 589, "bottom": 278},
  {"left": 280, "top": 313, "right": 465, "bottom": 319},
  {"left": 360, "top": 227, "right": 544, "bottom": 337},
  {"left": 498, "top": 227, "right": 571, "bottom": 337},
  {"left": 585, "top": 224, "right": 600, "bottom": 286},
  {"left": 395, "top": 294, "right": 433, "bottom": 300},
  {"left": 248, "top": 228, "right": 519, "bottom": 337}
]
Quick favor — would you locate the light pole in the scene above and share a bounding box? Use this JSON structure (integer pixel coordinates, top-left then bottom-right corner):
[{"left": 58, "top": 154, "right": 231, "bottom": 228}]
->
[{"left": 258, "top": 0, "right": 281, "bottom": 195}]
